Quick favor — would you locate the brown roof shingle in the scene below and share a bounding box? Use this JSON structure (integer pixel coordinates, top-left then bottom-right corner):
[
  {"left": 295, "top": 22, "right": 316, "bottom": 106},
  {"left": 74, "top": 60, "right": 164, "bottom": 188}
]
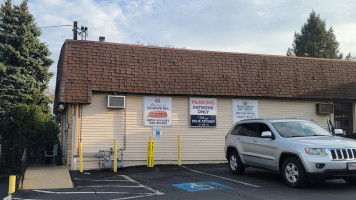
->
[{"left": 54, "top": 39, "right": 356, "bottom": 113}]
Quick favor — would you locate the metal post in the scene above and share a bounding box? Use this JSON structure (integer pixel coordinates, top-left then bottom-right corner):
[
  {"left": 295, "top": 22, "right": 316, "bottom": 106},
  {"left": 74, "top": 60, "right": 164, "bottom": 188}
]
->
[
  {"left": 114, "top": 140, "right": 117, "bottom": 172},
  {"left": 147, "top": 138, "right": 150, "bottom": 167},
  {"left": 79, "top": 142, "right": 83, "bottom": 173},
  {"left": 178, "top": 136, "right": 181, "bottom": 166},
  {"left": 73, "top": 21, "right": 78, "bottom": 40},
  {"left": 8, "top": 175, "right": 16, "bottom": 195}
]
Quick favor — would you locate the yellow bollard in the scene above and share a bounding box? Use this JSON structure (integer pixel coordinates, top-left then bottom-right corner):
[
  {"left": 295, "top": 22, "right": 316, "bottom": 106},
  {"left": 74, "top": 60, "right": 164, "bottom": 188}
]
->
[
  {"left": 8, "top": 175, "right": 16, "bottom": 195},
  {"left": 147, "top": 136, "right": 154, "bottom": 167},
  {"left": 178, "top": 136, "right": 181, "bottom": 166},
  {"left": 79, "top": 142, "right": 83, "bottom": 173},
  {"left": 151, "top": 138, "right": 154, "bottom": 167},
  {"left": 114, "top": 139, "right": 117, "bottom": 172}
]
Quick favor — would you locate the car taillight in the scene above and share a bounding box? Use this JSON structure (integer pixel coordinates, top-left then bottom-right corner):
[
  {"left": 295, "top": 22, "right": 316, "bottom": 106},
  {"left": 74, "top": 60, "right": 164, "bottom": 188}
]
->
[{"left": 225, "top": 135, "right": 227, "bottom": 142}]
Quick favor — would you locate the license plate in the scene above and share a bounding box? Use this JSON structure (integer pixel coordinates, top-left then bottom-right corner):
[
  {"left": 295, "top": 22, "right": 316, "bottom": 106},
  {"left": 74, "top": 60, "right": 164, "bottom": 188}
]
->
[{"left": 348, "top": 162, "right": 356, "bottom": 170}]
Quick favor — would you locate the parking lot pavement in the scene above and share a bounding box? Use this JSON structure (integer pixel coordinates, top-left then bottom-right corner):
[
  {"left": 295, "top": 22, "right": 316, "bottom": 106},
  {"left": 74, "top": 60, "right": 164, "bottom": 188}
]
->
[
  {"left": 11, "top": 163, "right": 356, "bottom": 200},
  {"left": 0, "top": 176, "right": 8, "bottom": 200}
]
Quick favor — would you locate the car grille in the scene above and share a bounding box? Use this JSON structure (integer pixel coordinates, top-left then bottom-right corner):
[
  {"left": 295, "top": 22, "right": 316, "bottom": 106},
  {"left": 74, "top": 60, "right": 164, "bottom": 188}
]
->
[{"left": 328, "top": 148, "right": 356, "bottom": 160}]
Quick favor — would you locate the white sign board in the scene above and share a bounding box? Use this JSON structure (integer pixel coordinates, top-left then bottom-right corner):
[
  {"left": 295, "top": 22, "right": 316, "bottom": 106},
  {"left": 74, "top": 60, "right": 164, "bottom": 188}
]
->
[
  {"left": 153, "top": 126, "right": 162, "bottom": 138},
  {"left": 189, "top": 97, "right": 217, "bottom": 127},
  {"left": 144, "top": 96, "right": 172, "bottom": 126},
  {"left": 232, "top": 100, "right": 258, "bottom": 124}
]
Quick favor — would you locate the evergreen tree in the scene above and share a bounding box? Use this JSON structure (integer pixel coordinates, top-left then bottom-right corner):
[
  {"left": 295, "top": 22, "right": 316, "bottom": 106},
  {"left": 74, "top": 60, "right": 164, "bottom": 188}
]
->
[
  {"left": 287, "top": 11, "right": 343, "bottom": 59},
  {"left": 0, "top": 0, "right": 53, "bottom": 117},
  {"left": 345, "top": 52, "right": 352, "bottom": 60}
]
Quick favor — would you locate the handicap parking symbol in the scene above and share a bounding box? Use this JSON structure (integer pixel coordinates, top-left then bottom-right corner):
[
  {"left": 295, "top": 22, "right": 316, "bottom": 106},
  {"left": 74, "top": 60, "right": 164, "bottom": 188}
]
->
[{"left": 173, "top": 181, "right": 232, "bottom": 192}]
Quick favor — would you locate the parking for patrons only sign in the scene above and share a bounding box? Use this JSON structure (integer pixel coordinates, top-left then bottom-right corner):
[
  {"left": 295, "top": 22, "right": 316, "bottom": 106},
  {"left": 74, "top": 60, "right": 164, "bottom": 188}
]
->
[{"left": 189, "top": 97, "right": 217, "bottom": 127}]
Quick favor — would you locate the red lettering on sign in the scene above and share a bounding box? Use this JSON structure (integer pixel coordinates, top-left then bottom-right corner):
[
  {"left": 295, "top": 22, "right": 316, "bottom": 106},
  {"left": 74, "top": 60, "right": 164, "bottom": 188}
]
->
[{"left": 192, "top": 100, "right": 215, "bottom": 105}]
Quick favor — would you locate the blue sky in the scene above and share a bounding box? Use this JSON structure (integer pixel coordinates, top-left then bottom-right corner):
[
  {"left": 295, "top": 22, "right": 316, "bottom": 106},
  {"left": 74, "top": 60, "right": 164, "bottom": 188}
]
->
[{"left": 8, "top": 0, "right": 356, "bottom": 89}]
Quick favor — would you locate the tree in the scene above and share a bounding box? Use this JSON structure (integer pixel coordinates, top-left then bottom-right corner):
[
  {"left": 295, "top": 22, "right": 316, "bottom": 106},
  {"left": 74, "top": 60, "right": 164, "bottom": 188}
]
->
[
  {"left": 0, "top": 105, "right": 59, "bottom": 173},
  {"left": 345, "top": 52, "right": 352, "bottom": 60},
  {"left": 0, "top": 0, "right": 53, "bottom": 117},
  {"left": 287, "top": 11, "right": 343, "bottom": 59},
  {"left": 0, "top": 0, "right": 58, "bottom": 173}
]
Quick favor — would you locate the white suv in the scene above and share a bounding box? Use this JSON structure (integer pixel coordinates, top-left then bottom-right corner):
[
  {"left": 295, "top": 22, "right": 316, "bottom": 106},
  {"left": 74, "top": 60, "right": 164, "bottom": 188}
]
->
[{"left": 224, "top": 119, "right": 356, "bottom": 187}]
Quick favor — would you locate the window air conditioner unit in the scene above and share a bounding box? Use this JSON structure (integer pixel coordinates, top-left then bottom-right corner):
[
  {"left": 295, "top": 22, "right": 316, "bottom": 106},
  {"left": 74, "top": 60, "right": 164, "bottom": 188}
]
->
[
  {"left": 107, "top": 95, "right": 125, "bottom": 108},
  {"left": 316, "top": 103, "right": 333, "bottom": 115}
]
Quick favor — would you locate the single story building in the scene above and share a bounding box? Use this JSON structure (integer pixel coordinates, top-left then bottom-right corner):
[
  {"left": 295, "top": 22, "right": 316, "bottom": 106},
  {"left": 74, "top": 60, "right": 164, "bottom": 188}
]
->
[{"left": 54, "top": 39, "right": 356, "bottom": 170}]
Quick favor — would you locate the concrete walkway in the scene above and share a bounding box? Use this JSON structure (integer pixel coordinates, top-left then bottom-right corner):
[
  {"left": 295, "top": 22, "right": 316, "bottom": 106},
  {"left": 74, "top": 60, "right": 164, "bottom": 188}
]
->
[{"left": 22, "top": 165, "right": 73, "bottom": 190}]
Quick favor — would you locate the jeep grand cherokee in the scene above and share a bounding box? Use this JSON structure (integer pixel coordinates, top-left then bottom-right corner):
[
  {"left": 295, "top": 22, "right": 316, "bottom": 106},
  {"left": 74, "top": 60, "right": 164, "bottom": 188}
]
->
[{"left": 224, "top": 119, "right": 356, "bottom": 187}]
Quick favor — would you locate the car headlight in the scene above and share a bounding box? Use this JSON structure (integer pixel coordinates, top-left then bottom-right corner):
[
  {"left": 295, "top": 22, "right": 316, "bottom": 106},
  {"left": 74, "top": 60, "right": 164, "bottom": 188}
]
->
[{"left": 304, "top": 148, "right": 327, "bottom": 156}]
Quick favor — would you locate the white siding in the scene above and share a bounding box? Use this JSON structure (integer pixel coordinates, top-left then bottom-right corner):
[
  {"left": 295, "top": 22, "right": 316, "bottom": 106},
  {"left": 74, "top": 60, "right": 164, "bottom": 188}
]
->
[
  {"left": 78, "top": 94, "right": 335, "bottom": 170},
  {"left": 259, "top": 99, "right": 333, "bottom": 130}
]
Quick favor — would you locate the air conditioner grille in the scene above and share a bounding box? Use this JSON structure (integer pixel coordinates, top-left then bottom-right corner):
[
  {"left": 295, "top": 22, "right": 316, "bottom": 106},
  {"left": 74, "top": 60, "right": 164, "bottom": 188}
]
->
[
  {"left": 317, "top": 103, "right": 333, "bottom": 115},
  {"left": 107, "top": 96, "right": 125, "bottom": 108}
]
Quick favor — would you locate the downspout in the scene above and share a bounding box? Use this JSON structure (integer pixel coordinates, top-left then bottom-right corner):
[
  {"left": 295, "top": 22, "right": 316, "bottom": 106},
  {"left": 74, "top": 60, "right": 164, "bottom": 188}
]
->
[
  {"left": 71, "top": 105, "right": 76, "bottom": 170},
  {"left": 64, "top": 106, "right": 69, "bottom": 157},
  {"left": 72, "top": 104, "right": 79, "bottom": 170},
  {"left": 80, "top": 105, "right": 83, "bottom": 142},
  {"left": 123, "top": 107, "right": 126, "bottom": 150},
  {"left": 118, "top": 106, "right": 127, "bottom": 166}
]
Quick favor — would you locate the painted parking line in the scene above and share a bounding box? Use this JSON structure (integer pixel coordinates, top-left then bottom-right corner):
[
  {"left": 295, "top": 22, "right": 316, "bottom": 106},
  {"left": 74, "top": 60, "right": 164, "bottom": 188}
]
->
[
  {"left": 33, "top": 190, "right": 129, "bottom": 194},
  {"left": 73, "top": 178, "right": 131, "bottom": 182},
  {"left": 78, "top": 185, "right": 147, "bottom": 188},
  {"left": 182, "top": 166, "right": 260, "bottom": 188},
  {"left": 110, "top": 175, "right": 164, "bottom": 200},
  {"left": 13, "top": 175, "right": 164, "bottom": 200},
  {"left": 120, "top": 175, "right": 165, "bottom": 195}
]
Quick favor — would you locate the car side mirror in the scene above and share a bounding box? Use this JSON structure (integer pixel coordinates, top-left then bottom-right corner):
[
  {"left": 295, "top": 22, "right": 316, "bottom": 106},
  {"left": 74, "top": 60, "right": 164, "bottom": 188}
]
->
[
  {"left": 334, "top": 129, "right": 344, "bottom": 135},
  {"left": 261, "top": 131, "right": 273, "bottom": 139}
]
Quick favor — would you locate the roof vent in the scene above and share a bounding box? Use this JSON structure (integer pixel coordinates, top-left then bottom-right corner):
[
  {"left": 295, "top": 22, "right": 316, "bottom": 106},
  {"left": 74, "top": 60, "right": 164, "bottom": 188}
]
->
[
  {"left": 107, "top": 95, "right": 125, "bottom": 108},
  {"left": 99, "top": 36, "right": 105, "bottom": 42}
]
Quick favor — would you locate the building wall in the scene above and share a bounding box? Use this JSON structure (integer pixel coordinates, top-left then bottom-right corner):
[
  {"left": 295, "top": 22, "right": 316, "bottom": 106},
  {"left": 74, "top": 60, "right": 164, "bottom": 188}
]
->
[
  {"left": 60, "top": 104, "right": 79, "bottom": 169},
  {"left": 68, "top": 93, "right": 336, "bottom": 170},
  {"left": 259, "top": 100, "right": 333, "bottom": 129}
]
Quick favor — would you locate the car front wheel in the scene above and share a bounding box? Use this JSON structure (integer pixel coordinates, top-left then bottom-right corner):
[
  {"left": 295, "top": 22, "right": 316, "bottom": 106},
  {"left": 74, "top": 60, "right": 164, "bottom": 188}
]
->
[
  {"left": 282, "top": 157, "right": 309, "bottom": 188},
  {"left": 228, "top": 150, "right": 245, "bottom": 174}
]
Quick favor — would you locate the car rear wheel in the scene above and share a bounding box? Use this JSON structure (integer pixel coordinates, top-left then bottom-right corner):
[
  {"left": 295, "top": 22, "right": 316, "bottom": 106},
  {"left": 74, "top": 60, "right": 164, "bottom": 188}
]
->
[
  {"left": 228, "top": 150, "right": 245, "bottom": 174},
  {"left": 344, "top": 177, "right": 356, "bottom": 185},
  {"left": 282, "top": 157, "right": 309, "bottom": 188}
]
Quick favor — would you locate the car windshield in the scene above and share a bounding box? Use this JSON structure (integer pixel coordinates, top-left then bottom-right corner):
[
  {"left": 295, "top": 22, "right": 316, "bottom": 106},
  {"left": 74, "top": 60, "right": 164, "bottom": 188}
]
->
[{"left": 272, "top": 121, "right": 332, "bottom": 138}]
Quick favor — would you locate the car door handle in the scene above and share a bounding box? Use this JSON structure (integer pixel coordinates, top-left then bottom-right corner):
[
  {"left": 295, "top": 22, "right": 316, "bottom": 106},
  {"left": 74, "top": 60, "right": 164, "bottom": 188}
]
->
[{"left": 253, "top": 140, "right": 258, "bottom": 142}]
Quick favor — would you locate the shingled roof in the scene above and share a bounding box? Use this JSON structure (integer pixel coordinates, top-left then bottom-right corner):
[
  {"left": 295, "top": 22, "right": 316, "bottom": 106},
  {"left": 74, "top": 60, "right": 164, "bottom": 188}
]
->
[{"left": 54, "top": 39, "right": 356, "bottom": 113}]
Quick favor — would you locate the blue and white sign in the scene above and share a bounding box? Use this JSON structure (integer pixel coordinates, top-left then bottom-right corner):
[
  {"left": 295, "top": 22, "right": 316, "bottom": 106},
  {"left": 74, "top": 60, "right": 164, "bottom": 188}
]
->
[
  {"left": 153, "top": 126, "right": 162, "bottom": 138},
  {"left": 173, "top": 181, "right": 232, "bottom": 192}
]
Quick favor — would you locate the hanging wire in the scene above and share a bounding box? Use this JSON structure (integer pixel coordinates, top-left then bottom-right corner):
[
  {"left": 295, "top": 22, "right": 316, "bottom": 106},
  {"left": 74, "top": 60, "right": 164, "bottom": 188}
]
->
[{"left": 38, "top": 25, "right": 72, "bottom": 29}]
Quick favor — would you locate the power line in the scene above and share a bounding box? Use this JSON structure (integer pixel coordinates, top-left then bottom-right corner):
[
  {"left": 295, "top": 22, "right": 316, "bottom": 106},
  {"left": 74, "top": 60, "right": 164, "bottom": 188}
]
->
[{"left": 38, "top": 25, "right": 72, "bottom": 29}]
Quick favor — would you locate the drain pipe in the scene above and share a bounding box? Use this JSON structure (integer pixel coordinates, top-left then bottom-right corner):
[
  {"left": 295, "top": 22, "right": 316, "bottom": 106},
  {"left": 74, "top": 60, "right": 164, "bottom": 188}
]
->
[
  {"left": 80, "top": 105, "right": 83, "bottom": 142},
  {"left": 118, "top": 107, "right": 127, "bottom": 166}
]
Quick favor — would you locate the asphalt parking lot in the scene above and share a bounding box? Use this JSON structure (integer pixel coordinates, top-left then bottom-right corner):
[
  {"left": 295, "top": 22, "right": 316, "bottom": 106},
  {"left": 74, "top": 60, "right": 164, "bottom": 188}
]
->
[{"left": 11, "top": 163, "right": 356, "bottom": 200}]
